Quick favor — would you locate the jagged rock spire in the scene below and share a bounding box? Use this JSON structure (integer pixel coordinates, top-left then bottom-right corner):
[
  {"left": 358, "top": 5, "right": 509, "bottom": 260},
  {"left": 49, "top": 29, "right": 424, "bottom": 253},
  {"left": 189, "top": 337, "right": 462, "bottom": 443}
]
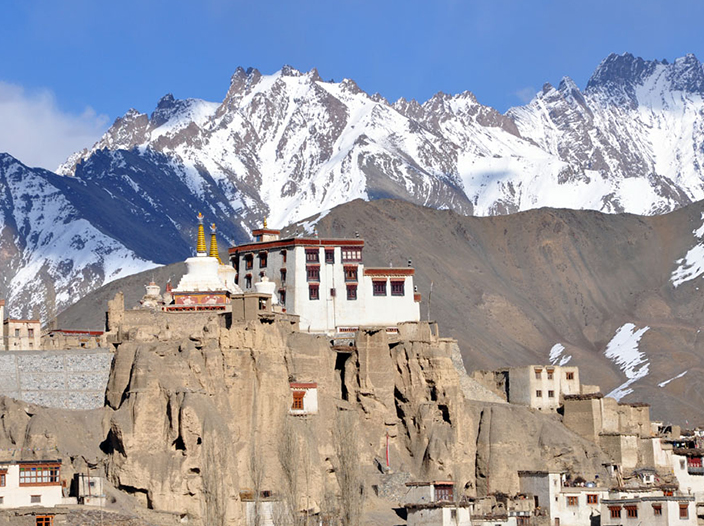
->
[{"left": 196, "top": 213, "right": 207, "bottom": 255}]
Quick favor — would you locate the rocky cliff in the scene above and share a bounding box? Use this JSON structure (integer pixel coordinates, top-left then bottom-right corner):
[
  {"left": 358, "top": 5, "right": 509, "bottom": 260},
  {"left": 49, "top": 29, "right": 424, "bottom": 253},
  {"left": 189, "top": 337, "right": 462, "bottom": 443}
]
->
[{"left": 0, "top": 297, "right": 614, "bottom": 525}]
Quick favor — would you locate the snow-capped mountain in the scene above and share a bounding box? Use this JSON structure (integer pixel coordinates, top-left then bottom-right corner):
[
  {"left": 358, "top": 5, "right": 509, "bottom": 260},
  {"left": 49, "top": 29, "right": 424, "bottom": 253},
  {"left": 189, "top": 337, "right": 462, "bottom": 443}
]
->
[
  {"left": 4, "top": 52, "right": 704, "bottom": 320},
  {"left": 60, "top": 53, "right": 704, "bottom": 225},
  {"left": 0, "top": 154, "right": 157, "bottom": 320}
]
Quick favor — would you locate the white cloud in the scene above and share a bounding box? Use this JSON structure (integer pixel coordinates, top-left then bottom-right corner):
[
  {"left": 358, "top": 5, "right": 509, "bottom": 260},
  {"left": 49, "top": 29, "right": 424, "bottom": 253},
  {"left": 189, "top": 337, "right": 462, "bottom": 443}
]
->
[
  {"left": 515, "top": 86, "right": 537, "bottom": 104},
  {"left": 0, "top": 81, "right": 108, "bottom": 171}
]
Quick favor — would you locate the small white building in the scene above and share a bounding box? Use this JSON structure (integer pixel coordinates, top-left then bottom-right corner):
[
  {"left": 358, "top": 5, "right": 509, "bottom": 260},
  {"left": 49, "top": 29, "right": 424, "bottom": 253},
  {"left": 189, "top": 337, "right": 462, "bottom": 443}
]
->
[
  {"left": 518, "top": 471, "right": 608, "bottom": 526},
  {"left": 75, "top": 473, "right": 105, "bottom": 507},
  {"left": 405, "top": 481, "right": 470, "bottom": 526},
  {"left": 289, "top": 382, "right": 318, "bottom": 415},
  {"left": 671, "top": 449, "right": 704, "bottom": 502},
  {"left": 601, "top": 495, "right": 696, "bottom": 526},
  {"left": 3, "top": 318, "right": 42, "bottom": 351},
  {"left": 0, "top": 460, "right": 63, "bottom": 509},
  {"left": 229, "top": 228, "right": 421, "bottom": 334},
  {"left": 507, "top": 365, "right": 582, "bottom": 411}
]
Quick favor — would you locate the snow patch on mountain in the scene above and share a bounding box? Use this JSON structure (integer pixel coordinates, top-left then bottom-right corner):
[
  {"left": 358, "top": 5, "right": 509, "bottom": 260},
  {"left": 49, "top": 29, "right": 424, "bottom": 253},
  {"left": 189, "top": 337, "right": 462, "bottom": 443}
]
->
[
  {"left": 658, "top": 371, "right": 688, "bottom": 388},
  {"left": 548, "top": 343, "right": 572, "bottom": 365},
  {"left": 604, "top": 323, "right": 651, "bottom": 401},
  {"left": 672, "top": 213, "right": 704, "bottom": 287}
]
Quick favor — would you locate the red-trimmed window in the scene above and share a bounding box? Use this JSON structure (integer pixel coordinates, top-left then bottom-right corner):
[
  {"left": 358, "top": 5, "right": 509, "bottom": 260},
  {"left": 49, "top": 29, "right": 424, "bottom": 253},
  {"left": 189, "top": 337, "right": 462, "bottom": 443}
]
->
[
  {"left": 36, "top": 515, "right": 54, "bottom": 526},
  {"left": 373, "top": 280, "right": 386, "bottom": 296},
  {"left": 534, "top": 368, "right": 542, "bottom": 379},
  {"left": 325, "top": 249, "right": 334, "bottom": 264},
  {"left": 281, "top": 250, "right": 287, "bottom": 263},
  {"left": 625, "top": 505, "right": 638, "bottom": 518},
  {"left": 306, "top": 249, "right": 319, "bottom": 263},
  {"left": 291, "top": 391, "right": 305, "bottom": 410},
  {"left": 0, "top": 470, "right": 6, "bottom": 487},
  {"left": 341, "top": 247, "right": 362, "bottom": 262},
  {"left": 309, "top": 285, "right": 319, "bottom": 300},
  {"left": 244, "top": 254, "right": 253, "bottom": 270},
  {"left": 680, "top": 504, "right": 689, "bottom": 519},
  {"left": 587, "top": 494, "right": 598, "bottom": 505},
  {"left": 307, "top": 266, "right": 320, "bottom": 282},
  {"left": 547, "top": 368, "right": 554, "bottom": 379},
  {"left": 19, "top": 464, "right": 60, "bottom": 486},
  {"left": 435, "top": 485, "right": 453, "bottom": 502},
  {"left": 609, "top": 507, "right": 622, "bottom": 519},
  {"left": 391, "top": 280, "right": 405, "bottom": 296},
  {"left": 566, "top": 496, "right": 578, "bottom": 507},
  {"left": 652, "top": 504, "right": 662, "bottom": 516},
  {"left": 344, "top": 266, "right": 358, "bottom": 282},
  {"left": 347, "top": 285, "right": 357, "bottom": 300},
  {"left": 259, "top": 252, "right": 268, "bottom": 268},
  {"left": 566, "top": 372, "right": 575, "bottom": 380}
]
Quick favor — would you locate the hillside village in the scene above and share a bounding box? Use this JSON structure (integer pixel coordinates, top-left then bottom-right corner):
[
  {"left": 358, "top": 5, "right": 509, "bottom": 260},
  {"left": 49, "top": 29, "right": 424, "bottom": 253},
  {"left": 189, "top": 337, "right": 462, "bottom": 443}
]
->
[{"left": 1, "top": 215, "right": 704, "bottom": 526}]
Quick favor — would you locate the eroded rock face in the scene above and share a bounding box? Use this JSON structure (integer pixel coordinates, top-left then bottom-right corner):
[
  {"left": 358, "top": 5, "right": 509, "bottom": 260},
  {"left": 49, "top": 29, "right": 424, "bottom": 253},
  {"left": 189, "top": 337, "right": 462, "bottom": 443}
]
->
[
  {"left": 0, "top": 302, "right": 618, "bottom": 525},
  {"left": 97, "top": 312, "right": 615, "bottom": 525}
]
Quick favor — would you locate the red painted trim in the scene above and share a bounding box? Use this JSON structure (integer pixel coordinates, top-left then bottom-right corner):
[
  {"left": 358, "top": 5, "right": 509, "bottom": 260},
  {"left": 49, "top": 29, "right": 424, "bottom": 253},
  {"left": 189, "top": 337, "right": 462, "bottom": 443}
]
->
[
  {"left": 0, "top": 300, "right": 5, "bottom": 306},
  {"left": 48, "top": 330, "right": 103, "bottom": 336},
  {"left": 290, "top": 382, "right": 317, "bottom": 389},
  {"left": 252, "top": 229, "right": 281, "bottom": 235},
  {"left": 414, "top": 293, "right": 422, "bottom": 302},
  {"left": 364, "top": 268, "right": 415, "bottom": 276},
  {"left": 229, "top": 238, "right": 364, "bottom": 254}
]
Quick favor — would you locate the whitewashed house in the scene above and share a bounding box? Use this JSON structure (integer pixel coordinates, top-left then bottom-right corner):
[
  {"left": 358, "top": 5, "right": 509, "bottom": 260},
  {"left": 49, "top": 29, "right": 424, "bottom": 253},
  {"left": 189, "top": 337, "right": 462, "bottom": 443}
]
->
[
  {"left": 0, "top": 461, "right": 63, "bottom": 509},
  {"left": 229, "top": 227, "right": 421, "bottom": 333}
]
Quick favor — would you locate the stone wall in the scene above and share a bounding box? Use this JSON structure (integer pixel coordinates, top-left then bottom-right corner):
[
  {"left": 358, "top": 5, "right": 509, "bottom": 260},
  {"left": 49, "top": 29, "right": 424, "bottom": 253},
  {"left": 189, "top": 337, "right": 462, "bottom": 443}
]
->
[{"left": 0, "top": 349, "right": 113, "bottom": 410}]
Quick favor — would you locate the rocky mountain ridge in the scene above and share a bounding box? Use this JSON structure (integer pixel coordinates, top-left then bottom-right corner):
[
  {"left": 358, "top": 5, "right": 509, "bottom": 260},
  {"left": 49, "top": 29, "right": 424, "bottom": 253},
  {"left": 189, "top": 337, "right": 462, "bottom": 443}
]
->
[{"left": 3, "top": 52, "right": 704, "bottom": 319}]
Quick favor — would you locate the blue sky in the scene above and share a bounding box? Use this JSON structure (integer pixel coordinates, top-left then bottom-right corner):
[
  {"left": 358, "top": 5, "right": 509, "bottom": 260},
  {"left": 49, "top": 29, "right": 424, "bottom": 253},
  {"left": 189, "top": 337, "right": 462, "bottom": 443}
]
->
[{"left": 1, "top": 0, "right": 703, "bottom": 169}]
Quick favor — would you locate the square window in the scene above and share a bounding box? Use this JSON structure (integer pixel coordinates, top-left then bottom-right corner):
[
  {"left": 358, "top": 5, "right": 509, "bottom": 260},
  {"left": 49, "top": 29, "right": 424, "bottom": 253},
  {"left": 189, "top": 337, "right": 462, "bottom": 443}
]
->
[
  {"left": 566, "top": 496, "right": 578, "bottom": 506},
  {"left": 625, "top": 505, "right": 638, "bottom": 518},
  {"left": 548, "top": 390, "right": 555, "bottom": 398},
  {"left": 534, "top": 368, "right": 542, "bottom": 379},
  {"left": 309, "top": 285, "right": 319, "bottom": 301},
  {"left": 536, "top": 390, "right": 542, "bottom": 397},
  {"left": 566, "top": 372, "right": 574, "bottom": 380},
  {"left": 325, "top": 249, "right": 334, "bottom": 264},
  {"left": 373, "top": 281, "right": 387, "bottom": 296},
  {"left": 291, "top": 391, "right": 305, "bottom": 410},
  {"left": 307, "top": 266, "right": 320, "bottom": 282},
  {"left": 653, "top": 505, "right": 662, "bottom": 516},
  {"left": 347, "top": 285, "right": 357, "bottom": 301},
  {"left": 344, "top": 266, "right": 358, "bottom": 282},
  {"left": 36, "top": 516, "right": 53, "bottom": 526},
  {"left": 31, "top": 495, "right": 41, "bottom": 504},
  {"left": 391, "top": 280, "right": 405, "bottom": 296},
  {"left": 587, "top": 494, "right": 598, "bottom": 505},
  {"left": 610, "top": 507, "right": 622, "bottom": 519},
  {"left": 306, "top": 249, "right": 319, "bottom": 263}
]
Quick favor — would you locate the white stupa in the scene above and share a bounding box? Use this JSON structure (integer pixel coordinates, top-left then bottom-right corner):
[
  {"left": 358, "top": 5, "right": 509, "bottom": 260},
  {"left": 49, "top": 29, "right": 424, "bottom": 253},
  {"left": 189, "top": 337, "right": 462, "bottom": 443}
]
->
[{"left": 174, "top": 214, "right": 242, "bottom": 294}]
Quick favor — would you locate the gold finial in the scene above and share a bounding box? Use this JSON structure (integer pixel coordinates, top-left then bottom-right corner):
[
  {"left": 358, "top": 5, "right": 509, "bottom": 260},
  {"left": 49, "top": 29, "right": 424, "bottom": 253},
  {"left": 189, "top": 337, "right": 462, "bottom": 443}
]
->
[
  {"left": 196, "top": 213, "right": 207, "bottom": 254},
  {"left": 209, "top": 223, "right": 221, "bottom": 263},
  {"left": 263, "top": 217, "right": 268, "bottom": 229}
]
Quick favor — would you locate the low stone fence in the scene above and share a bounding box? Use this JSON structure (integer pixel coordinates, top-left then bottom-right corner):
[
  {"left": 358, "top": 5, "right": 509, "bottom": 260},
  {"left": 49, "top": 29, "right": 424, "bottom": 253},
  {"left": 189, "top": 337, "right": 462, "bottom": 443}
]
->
[{"left": 0, "top": 349, "right": 113, "bottom": 410}]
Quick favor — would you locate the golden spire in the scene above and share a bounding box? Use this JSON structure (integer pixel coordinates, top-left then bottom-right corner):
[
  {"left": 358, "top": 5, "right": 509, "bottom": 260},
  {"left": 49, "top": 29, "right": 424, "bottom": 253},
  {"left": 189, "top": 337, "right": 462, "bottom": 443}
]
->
[
  {"left": 196, "top": 213, "right": 207, "bottom": 255},
  {"left": 209, "top": 223, "right": 221, "bottom": 263},
  {"left": 263, "top": 217, "right": 268, "bottom": 229}
]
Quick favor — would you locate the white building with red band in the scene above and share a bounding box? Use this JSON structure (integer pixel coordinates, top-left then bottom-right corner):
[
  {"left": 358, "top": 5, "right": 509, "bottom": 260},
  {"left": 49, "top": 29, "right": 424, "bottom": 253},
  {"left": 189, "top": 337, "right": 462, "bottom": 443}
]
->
[{"left": 229, "top": 227, "right": 421, "bottom": 333}]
